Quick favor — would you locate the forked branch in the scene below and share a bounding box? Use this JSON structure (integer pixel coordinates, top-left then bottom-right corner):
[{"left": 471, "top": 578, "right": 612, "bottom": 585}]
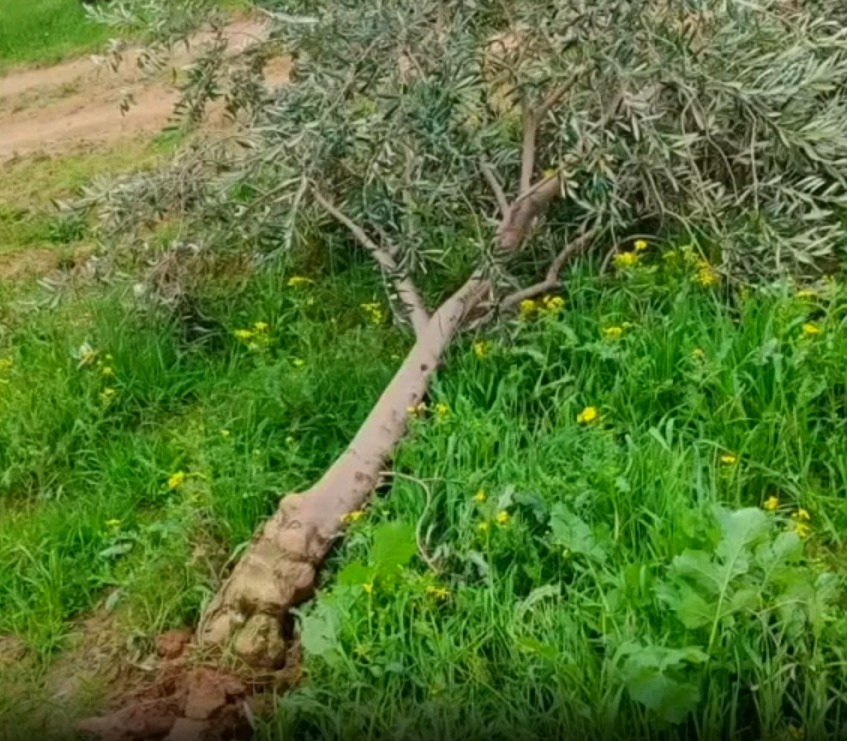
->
[
  {"left": 313, "top": 189, "right": 430, "bottom": 337},
  {"left": 497, "top": 175, "right": 563, "bottom": 253},
  {"left": 500, "top": 229, "right": 596, "bottom": 311}
]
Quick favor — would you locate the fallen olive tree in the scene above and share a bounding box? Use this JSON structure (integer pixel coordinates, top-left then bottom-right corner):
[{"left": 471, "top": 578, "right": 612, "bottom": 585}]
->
[{"left": 84, "top": 0, "right": 847, "bottom": 669}]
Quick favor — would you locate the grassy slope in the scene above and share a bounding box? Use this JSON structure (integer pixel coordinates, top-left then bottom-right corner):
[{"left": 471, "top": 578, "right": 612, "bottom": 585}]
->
[
  {"left": 271, "top": 259, "right": 847, "bottom": 741},
  {"left": 0, "top": 0, "right": 109, "bottom": 71},
  {"left": 1, "top": 226, "right": 846, "bottom": 738},
  {"left": 0, "top": 135, "right": 180, "bottom": 257},
  {"left": 0, "top": 0, "right": 250, "bottom": 71}
]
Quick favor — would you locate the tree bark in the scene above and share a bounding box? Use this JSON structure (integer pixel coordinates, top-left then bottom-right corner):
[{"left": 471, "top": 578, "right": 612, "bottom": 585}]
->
[
  {"left": 197, "top": 94, "right": 569, "bottom": 667},
  {"left": 196, "top": 274, "right": 489, "bottom": 666}
]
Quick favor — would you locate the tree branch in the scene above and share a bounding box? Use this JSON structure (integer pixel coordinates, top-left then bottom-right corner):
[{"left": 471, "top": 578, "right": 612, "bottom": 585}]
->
[
  {"left": 313, "top": 189, "right": 430, "bottom": 337},
  {"left": 519, "top": 81, "right": 574, "bottom": 195},
  {"left": 496, "top": 175, "right": 563, "bottom": 253},
  {"left": 500, "top": 229, "right": 596, "bottom": 311},
  {"left": 480, "top": 161, "right": 509, "bottom": 217}
]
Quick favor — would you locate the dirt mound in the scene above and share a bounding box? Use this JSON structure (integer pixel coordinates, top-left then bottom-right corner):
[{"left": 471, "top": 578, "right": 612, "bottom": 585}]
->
[
  {"left": 0, "top": 19, "right": 289, "bottom": 162},
  {"left": 76, "top": 632, "right": 301, "bottom": 741}
]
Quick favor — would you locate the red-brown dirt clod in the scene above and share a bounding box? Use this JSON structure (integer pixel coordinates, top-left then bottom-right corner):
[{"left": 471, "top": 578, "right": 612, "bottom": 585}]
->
[{"left": 77, "top": 632, "right": 301, "bottom": 741}]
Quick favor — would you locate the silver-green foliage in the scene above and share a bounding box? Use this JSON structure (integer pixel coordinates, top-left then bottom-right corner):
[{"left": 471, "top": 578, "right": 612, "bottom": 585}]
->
[{"left": 86, "top": 0, "right": 847, "bottom": 300}]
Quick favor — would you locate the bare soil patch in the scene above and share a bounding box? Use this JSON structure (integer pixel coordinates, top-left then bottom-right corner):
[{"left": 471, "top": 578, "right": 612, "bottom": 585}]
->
[{"left": 0, "top": 19, "right": 289, "bottom": 162}]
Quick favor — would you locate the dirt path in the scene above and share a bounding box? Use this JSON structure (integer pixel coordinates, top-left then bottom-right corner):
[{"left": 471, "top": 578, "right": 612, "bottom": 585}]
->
[{"left": 0, "top": 18, "right": 288, "bottom": 162}]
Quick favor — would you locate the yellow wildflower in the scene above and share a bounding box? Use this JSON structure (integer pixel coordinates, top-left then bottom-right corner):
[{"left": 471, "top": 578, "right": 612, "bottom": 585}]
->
[
  {"left": 101, "top": 366, "right": 115, "bottom": 377},
  {"left": 363, "top": 582, "right": 374, "bottom": 595},
  {"left": 407, "top": 402, "right": 428, "bottom": 418},
  {"left": 435, "top": 403, "right": 450, "bottom": 418},
  {"left": 720, "top": 453, "right": 738, "bottom": 466},
  {"left": 542, "top": 295, "right": 565, "bottom": 313},
  {"left": 473, "top": 490, "right": 487, "bottom": 504},
  {"left": 695, "top": 265, "right": 720, "bottom": 287},
  {"left": 634, "top": 239, "right": 649, "bottom": 252},
  {"left": 794, "top": 521, "right": 811, "bottom": 538},
  {"left": 254, "top": 321, "right": 269, "bottom": 333},
  {"left": 0, "top": 358, "right": 12, "bottom": 372},
  {"left": 473, "top": 341, "right": 489, "bottom": 359},
  {"left": 478, "top": 521, "right": 491, "bottom": 533},
  {"left": 105, "top": 518, "right": 121, "bottom": 529},
  {"left": 577, "top": 406, "right": 599, "bottom": 425},
  {"left": 99, "top": 387, "right": 117, "bottom": 406},
  {"left": 603, "top": 326, "right": 624, "bottom": 340},
  {"left": 361, "top": 302, "right": 385, "bottom": 325},
  {"left": 342, "top": 510, "right": 366, "bottom": 524},
  {"left": 496, "top": 511, "right": 511, "bottom": 526},
  {"left": 692, "top": 348, "right": 706, "bottom": 360},
  {"left": 763, "top": 495, "right": 780, "bottom": 512},
  {"left": 613, "top": 251, "right": 639, "bottom": 269},
  {"left": 287, "top": 276, "right": 313, "bottom": 288},
  {"left": 426, "top": 585, "right": 451, "bottom": 601},
  {"left": 234, "top": 329, "right": 254, "bottom": 342},
  {"left": 793, "top": 508, "right": 811, "bottom": 522},
  {"left": 80, "top": 345, "right": 99, "bottom": 367},
  {"left": 519, "top": 299, "right": 538, "bottom": 318},
  {"left": 167, "top": 471, "right": 186, "bottom": 490},
  {"left": 802, "top": 322, "right": 821, "bottom": 336}
]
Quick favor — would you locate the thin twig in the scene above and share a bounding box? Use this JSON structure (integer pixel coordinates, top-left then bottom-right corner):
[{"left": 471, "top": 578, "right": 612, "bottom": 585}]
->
[
  {"left": 480, "top": 161, "right": 509, "bottom": 217},
  {"left": 500, "top": 229, "right": 596, "bottom": 311},
  {"left": 313, "top": 188, "right": 430, "bottom": 337},
  {"left": 383, "top": 471, "right": 440, "bottom": 573}
]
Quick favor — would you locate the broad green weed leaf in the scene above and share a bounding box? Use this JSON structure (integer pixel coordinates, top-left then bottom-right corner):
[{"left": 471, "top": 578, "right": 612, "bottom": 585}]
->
[
  {"left": 300, "top": 604, "right": 339, "bottom": 659},
  {"left": 337, "top": 561, "right": 372, "bottom": 586},
  {"left": 714, "top": 507, "right": 770, "bottom": 576},
  {"left": 371, "top": 521, "right": 417, "bottom": 577},
  {"left": 497, "top": 485, "right": 515, "bottom": 511},
  {"left": 623, "top": 667, "right": 701, "bottom": 724},
  {"left": 669, "top": 586, "right": 713, "bottom": 629},
  {"left": 728, "top": 587, "right": 760, "bottom": 614},
  {"left": 513, "top": 490, "right": 548, "bottom": 523},
  {"left": 619, "top": 644, "right": 708, "bottom": 669},
  {"left": 516, "top": 636, "right": 559, "bottom": 661},
  {"left": 670, "top": 550, "right": 721, "bottom": 594},
  {"left": 619, "top": 644, "right": 707, "bottom": 724},
  {"left": 755, "top": 530, "right": 803, "bottom": 573},
  {"left": 549, "top": 503, "right": 606, "bottom": 562}
]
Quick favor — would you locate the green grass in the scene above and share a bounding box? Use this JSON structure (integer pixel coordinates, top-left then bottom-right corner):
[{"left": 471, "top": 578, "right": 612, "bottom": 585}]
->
[
  {"left": 1, "top": 231, "right": 847, "bottom": 740},
  {"left": 0, "top": 0, "right": 252, "bottom": 71},
  {"left": 0, "top": 251, "right": 407, "bottom": 736},
  {"left": 0, "top": 0, "right": 109, "bottom": 71},
  {"left": 267, "top": 258, "right": 847, "bottom": 741},
  {"left": 0, "top": 134, "right": 183, "bottom": 256}
]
